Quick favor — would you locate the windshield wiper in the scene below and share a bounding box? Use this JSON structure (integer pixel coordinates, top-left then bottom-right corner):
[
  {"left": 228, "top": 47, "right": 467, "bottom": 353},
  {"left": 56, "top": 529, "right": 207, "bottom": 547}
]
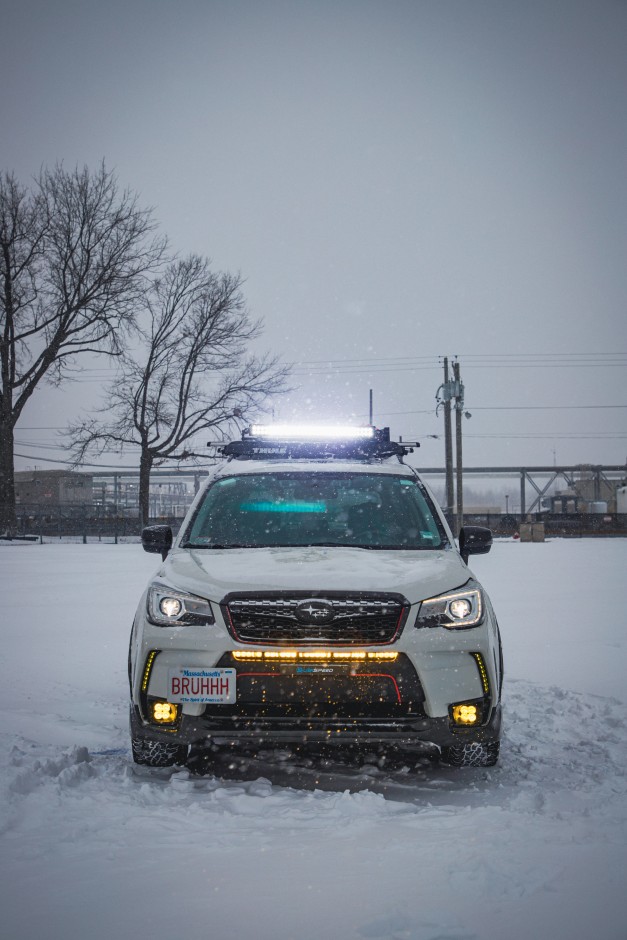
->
[
  {"left": 180, "top": 542, "right": 254, "bottom": 549},
  {"left": 312, "top": 542, "right": 440, "bottom": 550},
  {"left": 181, "top": 540, "right": 438, "bottom": 551}
]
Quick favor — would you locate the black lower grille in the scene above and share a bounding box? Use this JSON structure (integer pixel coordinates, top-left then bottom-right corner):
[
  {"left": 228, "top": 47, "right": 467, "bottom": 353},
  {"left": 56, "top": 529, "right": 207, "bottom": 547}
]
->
[
  {"left": 215, "top": 651, "right": 424, "bottom": 709},
  {"left": 222, "top": 592, "right": 408, "bottom": 645}
]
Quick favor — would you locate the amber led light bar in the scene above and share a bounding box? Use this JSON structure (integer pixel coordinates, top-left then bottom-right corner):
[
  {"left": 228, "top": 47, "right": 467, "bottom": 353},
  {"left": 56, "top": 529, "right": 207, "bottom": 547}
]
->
[{"left": 231, "top": 649, "right": 398, "bottom": 663}]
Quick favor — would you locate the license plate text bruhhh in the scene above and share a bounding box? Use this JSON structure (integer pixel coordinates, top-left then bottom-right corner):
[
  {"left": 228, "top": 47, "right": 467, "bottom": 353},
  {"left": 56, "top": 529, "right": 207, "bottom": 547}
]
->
[
  {"left": 168, "top": 668, "right": 235, "bottom": 703},
  {"left": 172, "top": 675, "right": 229, "bottom": 696}
]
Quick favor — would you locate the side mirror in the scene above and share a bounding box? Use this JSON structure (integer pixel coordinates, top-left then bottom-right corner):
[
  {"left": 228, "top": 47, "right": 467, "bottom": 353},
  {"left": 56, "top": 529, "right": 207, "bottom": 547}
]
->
[
  {"left": 458, "top": 525, "right": 492, "bottom": 564},
  {"left": 141, "top": 525, "right": 173, "bottom": 560}
]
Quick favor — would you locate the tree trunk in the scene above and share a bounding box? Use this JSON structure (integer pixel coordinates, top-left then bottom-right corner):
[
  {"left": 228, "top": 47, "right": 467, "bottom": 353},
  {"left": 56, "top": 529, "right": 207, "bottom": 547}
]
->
[
  {"left": 0, "top": 417, "right": 16, "bottom": 534},
  {"left": 138, "top": 449, "right": 153, "bottom": 529}
]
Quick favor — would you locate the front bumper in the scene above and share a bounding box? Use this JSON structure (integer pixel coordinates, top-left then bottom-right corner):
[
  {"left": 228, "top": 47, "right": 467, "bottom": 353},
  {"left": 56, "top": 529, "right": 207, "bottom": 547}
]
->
[
  {"left": 130, "top": 591, "right": 503, "bottom": 753},
  {"left": 131, "top": 700, "right": 501, "bottom": 751}
]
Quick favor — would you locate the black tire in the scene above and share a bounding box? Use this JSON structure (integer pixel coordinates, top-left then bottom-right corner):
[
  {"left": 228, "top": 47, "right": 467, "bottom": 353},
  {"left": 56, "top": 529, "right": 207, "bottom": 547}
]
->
[
  {"left": 440, "top": 740, "right": 500, "bottom": 767},
  {"left": 131, "top": 736, "right": 187, "bottom": 767}
]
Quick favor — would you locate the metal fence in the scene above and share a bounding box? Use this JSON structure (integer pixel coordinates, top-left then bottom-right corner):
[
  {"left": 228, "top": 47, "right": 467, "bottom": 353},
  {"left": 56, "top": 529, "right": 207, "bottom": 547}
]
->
[
  {"left": 456, "top": 512, "right": 627, "bottom": 538},
  {"left": 9, "top": 503, "right": 627, "bottom": 541},
  {"left": 12, "top": 504, "right": 183, "bottom": 541}
]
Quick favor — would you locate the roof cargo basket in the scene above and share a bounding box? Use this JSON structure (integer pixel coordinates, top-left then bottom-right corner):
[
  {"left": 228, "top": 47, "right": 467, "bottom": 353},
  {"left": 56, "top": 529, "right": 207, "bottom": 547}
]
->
[{"left": 216, "top": 424, "right": 416, "bottom": 460}]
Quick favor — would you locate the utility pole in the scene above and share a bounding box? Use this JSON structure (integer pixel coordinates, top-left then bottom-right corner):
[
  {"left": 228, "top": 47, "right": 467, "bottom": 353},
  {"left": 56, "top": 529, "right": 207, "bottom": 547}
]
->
[
  {"left": 443, "top": 358, "right": 455, "bottom": 515},
  {"left": 369, "top": 388, "right": 373, "bottom": 425},
  {"left": 453, "top": 359, "right": 464, "bottom": 534},
  {"left": 436, "top": 358, "right": 468, "bottom": 531}
]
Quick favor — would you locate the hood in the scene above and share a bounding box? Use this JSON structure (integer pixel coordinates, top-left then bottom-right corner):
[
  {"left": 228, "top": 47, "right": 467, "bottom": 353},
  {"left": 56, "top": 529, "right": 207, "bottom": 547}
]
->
[{"left": 159, "top": 545, "right": 470, "bottom": 605}]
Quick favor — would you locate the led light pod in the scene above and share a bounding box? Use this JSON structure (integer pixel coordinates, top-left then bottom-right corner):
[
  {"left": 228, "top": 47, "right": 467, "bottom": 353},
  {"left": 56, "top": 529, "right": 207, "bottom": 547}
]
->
[
  {"left": 451, "top": 702, "right": 480, "bottom": 726},
  {"left": 151, "top": 701, "right": 178, "bottom": 724}
]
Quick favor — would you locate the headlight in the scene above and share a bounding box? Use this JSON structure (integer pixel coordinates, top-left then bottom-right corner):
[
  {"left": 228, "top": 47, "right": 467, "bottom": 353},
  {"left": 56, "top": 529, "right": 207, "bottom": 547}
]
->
[
  {"left": 415, "top": 583, "right": 483, "bottom": 629},
  {"left": 147, "top": 582, "right": 215, "bottom": 627}
]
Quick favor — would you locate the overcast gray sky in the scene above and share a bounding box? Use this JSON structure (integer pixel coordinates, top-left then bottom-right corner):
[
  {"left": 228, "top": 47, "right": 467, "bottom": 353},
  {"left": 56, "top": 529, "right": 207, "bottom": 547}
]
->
[{"left": 2, "top": 0, "right": 626, "bottom": 471}]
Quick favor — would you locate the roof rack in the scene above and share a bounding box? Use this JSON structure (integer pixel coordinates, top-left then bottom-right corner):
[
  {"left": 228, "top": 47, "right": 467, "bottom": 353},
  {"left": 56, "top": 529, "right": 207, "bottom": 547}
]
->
[{"left": 216, "top": 425, "right": 417, "bottom": 461}]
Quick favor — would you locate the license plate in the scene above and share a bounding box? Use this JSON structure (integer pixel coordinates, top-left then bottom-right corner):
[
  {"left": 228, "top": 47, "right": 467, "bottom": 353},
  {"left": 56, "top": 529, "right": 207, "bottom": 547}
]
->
[{"left": 168, "top": 667, "right": 236, "bottom": 704}]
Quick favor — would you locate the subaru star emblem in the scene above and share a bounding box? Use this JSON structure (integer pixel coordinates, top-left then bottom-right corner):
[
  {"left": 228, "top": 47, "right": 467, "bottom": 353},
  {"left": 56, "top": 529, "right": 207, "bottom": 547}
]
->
[{"left": 294, "top": 600, "right": 335, "bottom": 624}]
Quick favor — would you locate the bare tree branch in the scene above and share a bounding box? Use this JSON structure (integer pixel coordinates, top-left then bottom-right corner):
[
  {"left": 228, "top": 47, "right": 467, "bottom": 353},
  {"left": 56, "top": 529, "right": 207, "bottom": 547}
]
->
[
  {"left": 0, "top": 162, "right": 165, "bottom": 531},
  {"left": 69, "top": 255, "right": 291, "bottom": 525}
]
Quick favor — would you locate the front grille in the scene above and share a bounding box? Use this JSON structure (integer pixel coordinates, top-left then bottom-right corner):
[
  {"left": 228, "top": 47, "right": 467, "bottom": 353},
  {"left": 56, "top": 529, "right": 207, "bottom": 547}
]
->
[{"left": 222, "top": 592, "right": 408, "bottom": 645}]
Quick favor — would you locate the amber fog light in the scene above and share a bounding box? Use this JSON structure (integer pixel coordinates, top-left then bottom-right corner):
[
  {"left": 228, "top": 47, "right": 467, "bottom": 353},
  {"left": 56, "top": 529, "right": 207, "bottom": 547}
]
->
[
  {"left": 151, "top": 701, "right": 179, "bottom": 724},
  {"left": 451, "top": 702, "right": 482, "bottom": 726}
]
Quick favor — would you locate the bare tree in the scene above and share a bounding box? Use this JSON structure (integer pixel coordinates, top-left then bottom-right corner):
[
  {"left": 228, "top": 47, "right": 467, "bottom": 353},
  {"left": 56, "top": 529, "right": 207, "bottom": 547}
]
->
[
  {"left": 0, "top": 163, "right": 164, "bottom": 532},
  {"left": 69, "top": 256, "right": 290, "bottom": 526}
]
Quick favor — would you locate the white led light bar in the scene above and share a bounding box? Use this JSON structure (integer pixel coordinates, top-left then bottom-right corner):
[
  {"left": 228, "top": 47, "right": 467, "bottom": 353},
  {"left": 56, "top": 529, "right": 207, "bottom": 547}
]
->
[{"left": 250, "top": 424, "right": 375, "bottom": 441}]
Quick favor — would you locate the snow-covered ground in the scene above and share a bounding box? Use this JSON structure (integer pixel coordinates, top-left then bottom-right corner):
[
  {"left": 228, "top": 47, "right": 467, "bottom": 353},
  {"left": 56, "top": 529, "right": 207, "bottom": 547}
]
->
[{"left": 1, "top": 538, "right": 626, "bottom": 940}]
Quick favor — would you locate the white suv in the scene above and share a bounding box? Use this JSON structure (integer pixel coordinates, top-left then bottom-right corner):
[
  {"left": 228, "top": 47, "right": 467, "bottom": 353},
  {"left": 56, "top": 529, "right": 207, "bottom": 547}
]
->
[{"left": 129, "top": 425, "right": 502, "bottom": 769}]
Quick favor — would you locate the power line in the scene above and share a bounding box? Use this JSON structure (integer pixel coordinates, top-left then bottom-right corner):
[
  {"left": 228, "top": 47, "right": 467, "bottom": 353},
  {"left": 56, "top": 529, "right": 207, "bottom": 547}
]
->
[
  {"left": 26, "top": 352, "right": 627, "bottom": 382},
  {"left": 25, "top": 352, "right": 627, "bottom": 375},
  {"left": 13, "top": 451, "right": 202, "bottom": 471},
  {"left": 14, "top": 452, "right": 137, "bottom": 469},
  {"left": 467, "top": 404, "right": 627, "bottom": 411},
  {"left": 466, "top": 433, "right": 627, "bottom": 440},
  {"left": 352, "top": 404, "right": 627, "bottom": 418},
  {"left": 289, "top": 351, "right": 627, "bottom": 364},
  {"left": 291, "top": 361, "right": 627, "bottom": 377}
]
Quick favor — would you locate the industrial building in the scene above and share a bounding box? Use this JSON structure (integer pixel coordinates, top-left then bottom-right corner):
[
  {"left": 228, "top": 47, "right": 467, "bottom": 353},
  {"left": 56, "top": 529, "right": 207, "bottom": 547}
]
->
[{"left": 15, "top": 470, "right": 94, "bottom": 506}]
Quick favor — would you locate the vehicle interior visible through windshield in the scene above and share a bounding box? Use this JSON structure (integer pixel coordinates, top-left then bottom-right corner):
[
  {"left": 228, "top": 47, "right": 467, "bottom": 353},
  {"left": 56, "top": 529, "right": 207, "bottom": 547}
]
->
[{"left": 183, "top": 472, "right": 446, "bottom": 550}]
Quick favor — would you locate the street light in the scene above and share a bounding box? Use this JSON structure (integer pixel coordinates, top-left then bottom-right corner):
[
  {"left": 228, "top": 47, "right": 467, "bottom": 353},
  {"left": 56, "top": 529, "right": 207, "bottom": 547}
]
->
[{"left": 505, "top": 494, "right": 509, "bottom": 514}]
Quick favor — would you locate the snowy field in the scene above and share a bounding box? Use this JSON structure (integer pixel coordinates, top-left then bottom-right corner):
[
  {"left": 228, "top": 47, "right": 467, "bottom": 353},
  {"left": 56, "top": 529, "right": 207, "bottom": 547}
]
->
[{"left": 1, "top": 538, "right": 626, "bottom": 940}]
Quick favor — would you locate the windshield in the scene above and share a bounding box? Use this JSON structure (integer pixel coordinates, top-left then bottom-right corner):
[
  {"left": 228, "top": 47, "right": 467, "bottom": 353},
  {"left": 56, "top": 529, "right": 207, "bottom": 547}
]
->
[{"left": 182, "top": 471, "right": 447, "bottom": 550}]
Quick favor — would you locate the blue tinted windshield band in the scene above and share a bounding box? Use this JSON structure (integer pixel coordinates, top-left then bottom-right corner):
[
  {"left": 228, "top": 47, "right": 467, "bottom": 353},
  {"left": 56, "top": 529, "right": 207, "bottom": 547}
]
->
[{"left": 239, "top": 501, "right": 327, "bottom": 513}]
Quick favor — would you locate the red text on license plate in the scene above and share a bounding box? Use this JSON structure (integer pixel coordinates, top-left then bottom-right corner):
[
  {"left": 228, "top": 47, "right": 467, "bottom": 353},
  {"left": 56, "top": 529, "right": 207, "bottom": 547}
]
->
[{"left": 168, "top": 668, "right": 236, "bottom": 704}]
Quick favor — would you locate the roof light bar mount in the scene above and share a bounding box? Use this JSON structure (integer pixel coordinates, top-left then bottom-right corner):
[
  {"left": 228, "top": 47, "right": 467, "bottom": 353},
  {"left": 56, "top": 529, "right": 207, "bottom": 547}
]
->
[{"left": 215, "top": 424, "right": 417, "bottom": 460}]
